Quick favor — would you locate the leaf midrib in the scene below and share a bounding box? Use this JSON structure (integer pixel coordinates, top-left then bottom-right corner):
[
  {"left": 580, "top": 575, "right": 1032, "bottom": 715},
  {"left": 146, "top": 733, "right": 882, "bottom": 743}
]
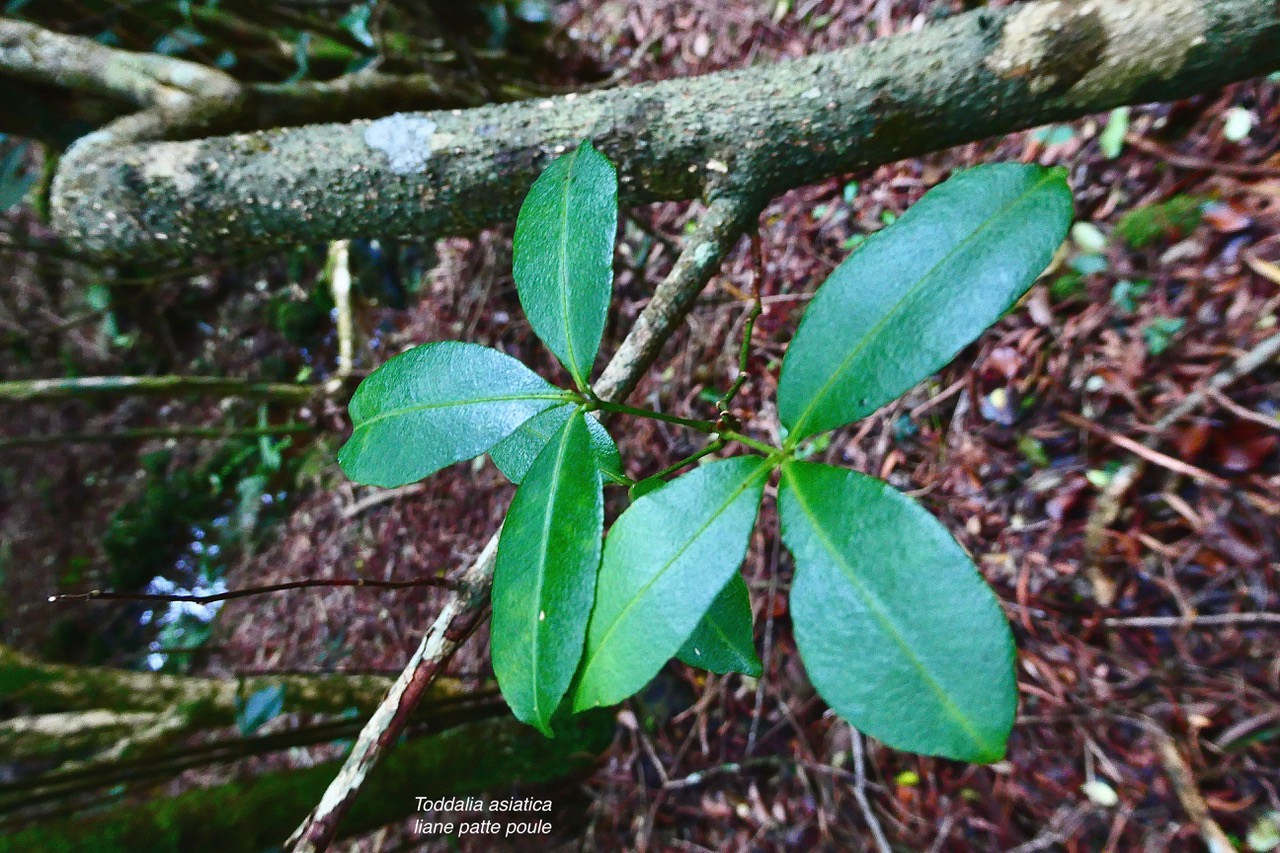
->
[
  {"left": 789, "top": 170, "right": 1059, "bottom": 438},
  {"left": 700, "top": 596, "right": 756, "bottom": 672},
  {"left": 353, "top": 391, "right": 571, "bottom": 432},
  {"left": 783, "top": 466, "right": 994, "bottom": 756},
  {"left": 556, "top": 147, "right": 585, "bottom": 386},
  {"left": 579, "top": 461, "right": 769, "bottom": 694},
  {"left": 527, "top": 413, "right": 579, "bottom": 726}
]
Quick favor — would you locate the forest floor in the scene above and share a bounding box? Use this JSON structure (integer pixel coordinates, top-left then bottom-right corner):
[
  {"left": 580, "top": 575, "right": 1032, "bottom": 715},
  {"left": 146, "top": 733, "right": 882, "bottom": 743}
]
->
[{"left": 2, "top": 1, "right": 1278, "bottom": 851}]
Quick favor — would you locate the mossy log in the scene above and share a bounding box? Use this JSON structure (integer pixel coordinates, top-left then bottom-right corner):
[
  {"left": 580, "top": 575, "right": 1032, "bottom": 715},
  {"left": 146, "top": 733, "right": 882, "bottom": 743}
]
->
[
  {"left": 0, "top": 711, "right": 614, "bottom": 853},
  {"left": 0, "top": 644, "right": 472, "bottom": 759}
]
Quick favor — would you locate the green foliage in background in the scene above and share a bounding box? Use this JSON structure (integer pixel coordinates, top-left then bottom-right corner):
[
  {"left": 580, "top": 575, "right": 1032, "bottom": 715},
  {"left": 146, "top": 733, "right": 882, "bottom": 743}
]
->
[{"left": 1114, "top": 194, "right": 1208, "bottom": 249}]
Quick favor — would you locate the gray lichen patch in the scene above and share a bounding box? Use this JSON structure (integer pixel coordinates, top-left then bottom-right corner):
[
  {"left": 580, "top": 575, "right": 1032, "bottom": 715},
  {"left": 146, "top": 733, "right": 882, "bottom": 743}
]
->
[
  {"left": 141, "top": 141, "right": 201, "bottom": 193},
  {"left": 986, "top": 0, "right": 1207, "bottom": 106},
  {"left": 363, "top": 113, "right": 438, "bottom": 174}
]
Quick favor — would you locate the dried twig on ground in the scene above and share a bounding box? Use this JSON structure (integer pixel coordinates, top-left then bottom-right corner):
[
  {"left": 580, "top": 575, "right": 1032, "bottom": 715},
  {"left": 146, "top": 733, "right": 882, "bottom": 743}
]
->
[
  {"left": 1103, "top": 612, "right": 1280, "bottom": 628},
  {"left": 1151, "top": 728, "right": 1235, "bottom": 853},
  {"left": 850, "top": 727, "right": 891, "bottom": 853},
  {"left": 341, "top": 484, "right": 426, "bottom": 520}
]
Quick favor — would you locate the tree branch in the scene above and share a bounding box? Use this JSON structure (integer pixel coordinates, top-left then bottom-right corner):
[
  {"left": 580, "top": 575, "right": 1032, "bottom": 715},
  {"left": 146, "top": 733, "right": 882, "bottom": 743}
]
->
[
  {"left": 0, "top": 375, "right": 322, "bottom": 404},
  {"left": 0, "top": 17, "right": 241, "bottom": 109},
  {"left": 0, "top": 15, "right": 495, "bottom": 150},
  {"left": 50, "top": 575, "right": 465, "bottom": 604},
  {"left": 0, "top": 424, "right": 309, "bottom": 449},
  {"left": 9, "top": 1, "right": 1278, "bottom": 847},
  {"left": 38, "top": 0, "right": 1280, "bottom": 261}
]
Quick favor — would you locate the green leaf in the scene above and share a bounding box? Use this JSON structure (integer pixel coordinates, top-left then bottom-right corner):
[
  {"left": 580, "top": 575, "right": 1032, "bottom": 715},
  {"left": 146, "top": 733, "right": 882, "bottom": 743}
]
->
[
  {"left": 0, "top": 141, "right": 36, "bottom": 212},
  {"left": 338, "top": 342, "right": 569, "bottom": 487},
  {"left": 778, "top": 461, "right": 1016, "bottom": 762},
  {"left": 513, "top": 140, "right": 617, "bottom": 389},
  {"left": 1142, "top": 316, "right": 1185, "bottom": 356},
  {"left": 490, "top": 404, "right": 623, "bottom": 485},
  {"left": 777, "top": 164, "right": 1073, "bottom": 441},
  {"left": 573, "top": 457, "right": 770, "bottom": 710},
  {"left": 492, "top": 410, "right": 602, "bottom": 736},
  {"left": 677, "top": 573, "right": 762, "bottom": 676},
  {"left": 1099, "top": 107, "right": 1130, "bottom": 159},
  {"left": 236, "top": 684, "right": 285, "bottom": 736}
]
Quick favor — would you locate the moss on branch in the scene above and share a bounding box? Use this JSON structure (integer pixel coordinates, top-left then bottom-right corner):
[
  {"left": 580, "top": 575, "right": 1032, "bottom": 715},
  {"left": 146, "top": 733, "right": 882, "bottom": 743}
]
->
[
  {"left": 0, "top": 711, "right": 613, "bottom": 852},
  {"left": 0, "top": 643, "right": 465, "bottom": 720}
]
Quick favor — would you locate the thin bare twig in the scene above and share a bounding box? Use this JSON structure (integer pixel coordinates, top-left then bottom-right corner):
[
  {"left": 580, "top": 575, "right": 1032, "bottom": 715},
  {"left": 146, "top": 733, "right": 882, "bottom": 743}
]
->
[
  {"left": 0, "top": 375, "right": 320, "bottom": 404},
  {"left": 341, "top": 484, "right": 427, "bottom": 520},
  {"left": 1205, "top": 387, "right": 1280, "bottom": 432},
  {"left": 1103, "top": 612, "right": 1280, "bottom": 629},
  {"left": 850, "top": 727, "right": 892, "bottom": 853},
  {"left": 1002, "top": 804, "right": 1091, "bottom": 853},
  {"left": 1125, "top": 134, "right": 1280, "bottom": 179},
  {"left": 1152, "top": 331, "right": 1280, "bottom": 432},
  {"left": 746, "top": 533, "right": 782, "bottom": 756},
  {"left": 50, "top": 576, "right": 463, "bottom": 605},
  {"left": 1151, "top": 728, "right": 1235, "bottom": 853},
  {"left": 1061, "top": 412, "right": 1230, "bottom": 489}
]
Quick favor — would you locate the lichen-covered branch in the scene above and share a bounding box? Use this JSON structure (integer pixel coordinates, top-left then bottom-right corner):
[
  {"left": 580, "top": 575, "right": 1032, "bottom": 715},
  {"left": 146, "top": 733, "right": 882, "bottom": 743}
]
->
[
  {"left": 0, "top": 15, "right": 489, "bottom": 149},
  {"left": 0, "top": 710, "right": 157, "bottom": 760},
  {"left": 43, "top": 0, "right": 1280, "bottom": 261},
  {"left": 0, "top": 17, "right": 240, "bottom": 109}
]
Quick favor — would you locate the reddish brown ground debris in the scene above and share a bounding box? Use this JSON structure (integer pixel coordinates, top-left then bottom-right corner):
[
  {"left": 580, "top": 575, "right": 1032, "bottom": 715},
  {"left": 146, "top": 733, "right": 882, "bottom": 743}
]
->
[{"left": 2, "top": 1, "right": 1278, "bottom": 851}]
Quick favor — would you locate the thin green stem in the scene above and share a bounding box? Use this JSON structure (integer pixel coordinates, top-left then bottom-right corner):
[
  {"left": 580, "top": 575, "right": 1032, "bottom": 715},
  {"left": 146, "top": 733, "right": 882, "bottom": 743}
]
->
[
  {"left": 717, "top": 233, "right": 764, "bottom": 413},
  {"left": 648, "top": 438, "right": 726, "bottom": 481},
  {"left": 591, "top": 399, "right": 719, "bottom": 433},
  {"left": 579, "top": 393, "right": 783, "bottom": 456},
  {"left": 720, "top": 430, "right": 779, "bottom": 456}
]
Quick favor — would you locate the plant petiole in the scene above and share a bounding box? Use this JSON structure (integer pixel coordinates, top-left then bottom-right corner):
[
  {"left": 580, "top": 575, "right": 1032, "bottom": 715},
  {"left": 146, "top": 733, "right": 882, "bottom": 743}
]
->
[
  {"left": 719, "top": 430, "right": 781, "bottom": 456},
  {"left": 716, "top": 239, "right": 764, "bottom": 413},
  {"left": 648, "top": 438, "right": 726, "bottom": 481},
  {"left": 591, "top": 398, "right": 720, "bottom": 433}
]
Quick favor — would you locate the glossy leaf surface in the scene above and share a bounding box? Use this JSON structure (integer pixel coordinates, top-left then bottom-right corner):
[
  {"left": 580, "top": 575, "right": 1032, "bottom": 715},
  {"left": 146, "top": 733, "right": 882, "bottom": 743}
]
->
[
  {"left": 338, "top": 342, "right": 567, "bottom": 487},
  {"left": 779, "top": 461, "right": 1017, "bottom": 762},
  {"left": 574, "top": 457, "right": 770, "bottom": 710},
  {"left": 677, "top": 573, "right": 762, "bottom": 676},
  {"left": 492, "top": 411, "right": 603, "bottom": 736},
  {"left": 490, "top": 404, "right": 623, "bottom": 485},
  {"left": 778, "top": 164, "right": 1073, "bottom": 441},
  {"left": 513, "top": 140, "right": 617, "bottom": 388}
]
